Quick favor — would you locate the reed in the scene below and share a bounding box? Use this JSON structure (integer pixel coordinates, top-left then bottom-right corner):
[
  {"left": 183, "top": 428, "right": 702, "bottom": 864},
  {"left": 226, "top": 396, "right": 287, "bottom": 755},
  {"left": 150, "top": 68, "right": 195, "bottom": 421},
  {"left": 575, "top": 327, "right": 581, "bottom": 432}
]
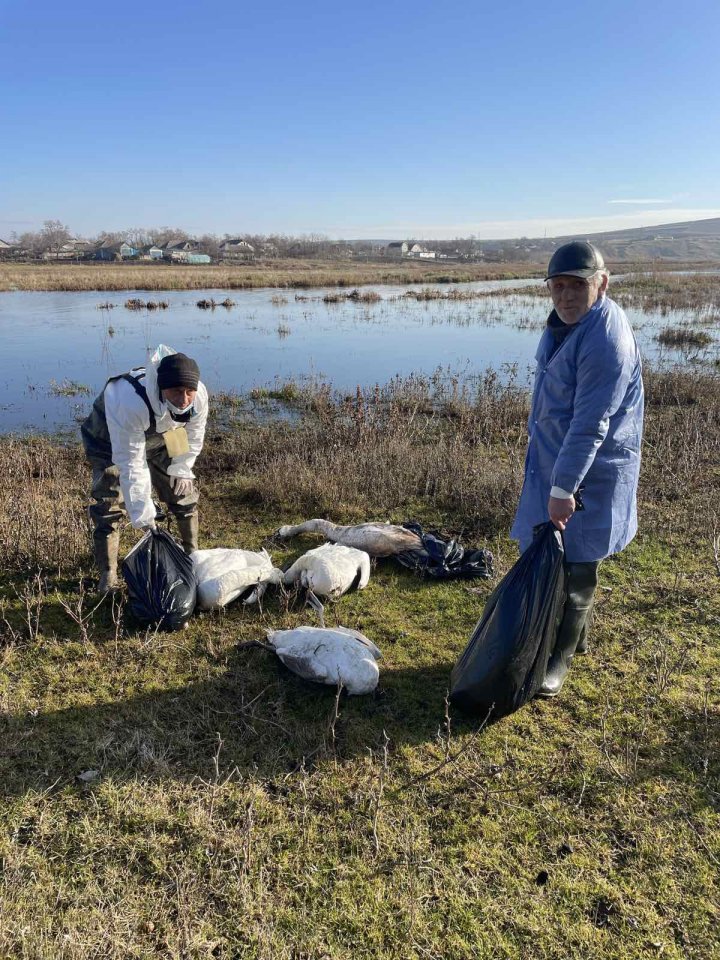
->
[
  {"left": 3, "top": 366, "right": 717, "bottom": 574},
  {"left": 656, "top": 327, "right": 713, "bottom": 347},
  {"left": 0, "top": 260, "right": 540, "bottom": 293}
]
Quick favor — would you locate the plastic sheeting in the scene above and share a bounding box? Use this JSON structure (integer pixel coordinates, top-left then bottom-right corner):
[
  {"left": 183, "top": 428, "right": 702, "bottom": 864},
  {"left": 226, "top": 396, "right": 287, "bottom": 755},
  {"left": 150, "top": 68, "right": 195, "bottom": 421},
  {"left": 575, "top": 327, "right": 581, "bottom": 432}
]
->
[
  {"left": 122, "top": 529, "right": 197, "bottom": 631},
  {"left": 450, "top": 523, "right": 566, "bottom": 718},
  {"left": 192, "top": 547, "right": 282, "bottom": 611},
  {"left": 395, "top": 522, "right": 494, "bottom": 580}
]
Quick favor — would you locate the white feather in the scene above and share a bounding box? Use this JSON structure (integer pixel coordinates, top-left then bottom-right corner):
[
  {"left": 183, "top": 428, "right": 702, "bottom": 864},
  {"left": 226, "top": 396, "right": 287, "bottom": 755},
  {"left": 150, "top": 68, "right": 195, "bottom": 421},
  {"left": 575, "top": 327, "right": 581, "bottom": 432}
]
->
[
  {"left": 192, "top": 548, "right": 283, "bottom": 611},
  {"left": 265, "top": 625, "right": 381, "bottom": 695},
  {"left": 282, "top": 543, "right": 371, "bottom": 598}
]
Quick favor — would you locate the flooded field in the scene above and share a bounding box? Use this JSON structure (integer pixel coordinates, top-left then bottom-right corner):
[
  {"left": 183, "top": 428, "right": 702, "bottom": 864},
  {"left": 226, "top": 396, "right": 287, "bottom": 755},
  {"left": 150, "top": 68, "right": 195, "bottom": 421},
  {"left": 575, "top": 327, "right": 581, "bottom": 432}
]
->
[{"left": 1, "top": 277, "right": 718, "bottom": 432}]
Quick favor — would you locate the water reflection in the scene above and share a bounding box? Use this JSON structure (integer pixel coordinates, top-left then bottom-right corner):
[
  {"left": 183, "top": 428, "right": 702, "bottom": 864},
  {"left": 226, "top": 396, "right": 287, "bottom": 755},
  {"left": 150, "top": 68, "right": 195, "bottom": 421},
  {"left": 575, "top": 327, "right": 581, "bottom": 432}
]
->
[{"left": 0, "top": 278, "right": 717, "bottom": 433}]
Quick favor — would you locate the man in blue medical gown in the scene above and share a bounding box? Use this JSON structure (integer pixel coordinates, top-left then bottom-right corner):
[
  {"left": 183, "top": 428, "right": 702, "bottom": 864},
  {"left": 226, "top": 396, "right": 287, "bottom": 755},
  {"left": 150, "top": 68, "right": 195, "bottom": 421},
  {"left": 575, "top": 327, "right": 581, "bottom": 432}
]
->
[{"left": 511, "top": 241, "right": 644, "bottom": 697}]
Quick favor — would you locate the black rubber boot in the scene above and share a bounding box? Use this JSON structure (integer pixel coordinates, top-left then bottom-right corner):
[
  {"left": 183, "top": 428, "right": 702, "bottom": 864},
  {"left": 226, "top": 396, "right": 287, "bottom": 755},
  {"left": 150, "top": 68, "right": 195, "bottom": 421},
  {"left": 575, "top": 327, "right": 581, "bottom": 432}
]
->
[{"left": 538, "top": 561, "right": 599, "bottom": 697}]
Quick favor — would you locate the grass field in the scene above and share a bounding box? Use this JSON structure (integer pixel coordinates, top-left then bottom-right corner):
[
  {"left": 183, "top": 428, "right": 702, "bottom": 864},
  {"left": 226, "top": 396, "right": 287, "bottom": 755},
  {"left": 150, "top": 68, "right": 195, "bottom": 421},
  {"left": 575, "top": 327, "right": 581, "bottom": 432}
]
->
[{"left": 0, "top": 369, "right": 718, "bottom": 959}]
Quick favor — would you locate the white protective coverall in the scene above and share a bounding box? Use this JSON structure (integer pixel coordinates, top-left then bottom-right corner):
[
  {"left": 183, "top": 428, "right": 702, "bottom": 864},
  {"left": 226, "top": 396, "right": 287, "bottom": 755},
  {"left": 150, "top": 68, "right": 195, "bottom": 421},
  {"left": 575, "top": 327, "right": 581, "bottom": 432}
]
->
[{"left": 102, "top": 344, "right": 208, "bottom": 528}]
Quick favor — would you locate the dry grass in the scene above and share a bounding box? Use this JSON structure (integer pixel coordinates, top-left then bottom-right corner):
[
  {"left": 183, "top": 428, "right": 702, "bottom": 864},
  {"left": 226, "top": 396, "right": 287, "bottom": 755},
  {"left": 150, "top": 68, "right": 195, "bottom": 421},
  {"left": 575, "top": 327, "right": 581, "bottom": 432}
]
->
[
  {"left": 656, "top": 327, "right": 713, "bottom": 348},
  {"left": 3, "top": 366, "right": 718, "bottom": 574},
  {"left": 500, "top": 271, "right": 720, "bottom": 316},
  {"left": 0, "top": 260, "right": 541, "bottom": 292},
  {"left": 0, "top": 436, "right": 90, "bottom": 573},
  {"left": 203, "top": 369, "right": 530, "bottom": 538}
]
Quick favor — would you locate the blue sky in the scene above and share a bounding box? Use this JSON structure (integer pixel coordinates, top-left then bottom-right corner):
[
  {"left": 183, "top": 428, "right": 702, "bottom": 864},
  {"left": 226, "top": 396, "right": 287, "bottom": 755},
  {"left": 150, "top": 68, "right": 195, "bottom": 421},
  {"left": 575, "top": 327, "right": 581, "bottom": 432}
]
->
[{"left": 1, "top": 0, "right": 719, "bottom": 240}]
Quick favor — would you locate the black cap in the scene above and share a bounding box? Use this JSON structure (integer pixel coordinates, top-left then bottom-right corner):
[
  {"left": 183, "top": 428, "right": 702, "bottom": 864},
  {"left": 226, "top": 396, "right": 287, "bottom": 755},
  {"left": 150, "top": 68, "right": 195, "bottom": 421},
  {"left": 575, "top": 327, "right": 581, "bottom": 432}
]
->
[
  {"left": 157, "top": 353, "right": 200, "bottom": 391},
  {"left": 546, "top": 241, "right": 605, "bottom": 281}
]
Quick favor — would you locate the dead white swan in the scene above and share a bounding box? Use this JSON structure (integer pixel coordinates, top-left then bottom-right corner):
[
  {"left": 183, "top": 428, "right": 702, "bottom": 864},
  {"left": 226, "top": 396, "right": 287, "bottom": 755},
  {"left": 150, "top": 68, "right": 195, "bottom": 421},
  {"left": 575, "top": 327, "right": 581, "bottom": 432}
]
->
[
  {"left": 262, "top": 625, "right": 381, "bottom": 695},
  {"left": 191, "top": 548, "right": 283, "bottom": 611},
  {"left": 282, "top": 543, "right": 371, "bottom": 598},
  {"left": 276, "top": 519, "right": 422, "bottom": 557}
]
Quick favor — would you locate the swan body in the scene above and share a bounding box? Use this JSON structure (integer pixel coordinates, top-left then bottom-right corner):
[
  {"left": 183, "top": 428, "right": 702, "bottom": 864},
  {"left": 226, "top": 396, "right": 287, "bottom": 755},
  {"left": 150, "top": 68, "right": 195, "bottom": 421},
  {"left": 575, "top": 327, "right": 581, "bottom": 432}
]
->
[
  {"left": 192, "top": 548, "right": 283, "bottom": 611},
  {"left": 277, "top": 519, "right": 422, "bottom": 557},
  {"left": 266, "top": 625, "right": 381, "bottom": 695},
  {"left": 282, "top": 543, "right": 371, "bottom": 598}
]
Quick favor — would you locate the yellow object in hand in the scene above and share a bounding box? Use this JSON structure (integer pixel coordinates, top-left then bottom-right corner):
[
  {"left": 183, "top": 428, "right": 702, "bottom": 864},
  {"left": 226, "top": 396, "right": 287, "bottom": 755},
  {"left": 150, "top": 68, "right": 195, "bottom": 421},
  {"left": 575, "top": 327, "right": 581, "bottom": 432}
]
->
[{"left": 163, "top": 427, "right": 190, "bottom": 457}]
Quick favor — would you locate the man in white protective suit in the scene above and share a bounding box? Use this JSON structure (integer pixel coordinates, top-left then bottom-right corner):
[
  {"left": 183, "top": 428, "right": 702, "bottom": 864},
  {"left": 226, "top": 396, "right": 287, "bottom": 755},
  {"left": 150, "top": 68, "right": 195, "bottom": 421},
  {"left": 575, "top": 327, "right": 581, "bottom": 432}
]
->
[{"left": 80, "top": 344, "right": 208, "bottom": 592}]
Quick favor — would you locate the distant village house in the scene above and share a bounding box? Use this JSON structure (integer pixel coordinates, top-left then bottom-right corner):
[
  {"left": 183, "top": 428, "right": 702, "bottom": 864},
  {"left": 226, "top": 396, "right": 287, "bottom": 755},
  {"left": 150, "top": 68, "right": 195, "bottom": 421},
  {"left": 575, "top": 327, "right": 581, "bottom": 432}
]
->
[
  {"left": 95, "top": 239, "right": 139, "bottom": 261},
  {"left": 219, "top": 239, "right": 255, "bottom": 261},
  {"left": 43, "top": 238, "right": 94, "bottom": 260},
  {"left": 386, "top": 241, "right": 437, "bottom": 259}
]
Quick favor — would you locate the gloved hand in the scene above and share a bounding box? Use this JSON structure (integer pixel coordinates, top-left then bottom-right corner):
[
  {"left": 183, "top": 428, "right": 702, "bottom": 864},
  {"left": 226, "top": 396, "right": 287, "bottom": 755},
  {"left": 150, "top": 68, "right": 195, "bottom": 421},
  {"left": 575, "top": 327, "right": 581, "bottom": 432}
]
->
[{"left": 172, "top": 477, "right": 195, "bottom": 498}]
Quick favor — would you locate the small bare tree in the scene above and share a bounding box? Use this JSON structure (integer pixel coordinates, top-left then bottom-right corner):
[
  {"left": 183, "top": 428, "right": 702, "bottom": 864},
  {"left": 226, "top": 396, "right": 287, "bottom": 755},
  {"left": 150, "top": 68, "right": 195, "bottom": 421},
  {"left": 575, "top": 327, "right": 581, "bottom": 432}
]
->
[{"left": 40, "top": 219, "right": 71, "bottom": 259}]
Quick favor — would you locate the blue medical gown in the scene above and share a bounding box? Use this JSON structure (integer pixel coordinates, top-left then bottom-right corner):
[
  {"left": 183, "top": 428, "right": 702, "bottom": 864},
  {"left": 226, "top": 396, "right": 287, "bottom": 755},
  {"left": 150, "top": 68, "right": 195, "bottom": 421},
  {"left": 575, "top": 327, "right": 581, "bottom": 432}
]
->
[{"left": 511, "top": 295, "right": 644, "bottom": 562}]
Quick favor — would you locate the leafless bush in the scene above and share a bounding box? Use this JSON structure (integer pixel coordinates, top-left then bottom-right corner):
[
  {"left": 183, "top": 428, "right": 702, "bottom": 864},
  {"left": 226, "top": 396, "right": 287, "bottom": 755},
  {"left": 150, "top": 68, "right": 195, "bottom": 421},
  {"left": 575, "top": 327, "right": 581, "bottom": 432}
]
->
[{"left": 56, "top": 579, "right": 107, "bottom": 644}]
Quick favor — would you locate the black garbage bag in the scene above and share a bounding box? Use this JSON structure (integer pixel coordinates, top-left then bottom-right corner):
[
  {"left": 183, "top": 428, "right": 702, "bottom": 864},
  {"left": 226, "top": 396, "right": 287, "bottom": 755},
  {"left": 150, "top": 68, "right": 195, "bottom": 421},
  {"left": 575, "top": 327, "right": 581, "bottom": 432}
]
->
[
  {"left": 449, "top": 523, "right": 565, "bottom": 719},
  {"left": 122, "top": 529, "right": 197, "bottom": 631},
  {"left": 395, "top": 521, "right": 494, "bottom": 580}
]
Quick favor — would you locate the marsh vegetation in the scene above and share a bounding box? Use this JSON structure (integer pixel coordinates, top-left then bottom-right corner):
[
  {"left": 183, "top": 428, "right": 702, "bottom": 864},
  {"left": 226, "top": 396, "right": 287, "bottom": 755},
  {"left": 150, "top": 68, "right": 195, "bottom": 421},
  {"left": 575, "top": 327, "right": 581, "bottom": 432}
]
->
[{"left": 0, "top": 260, "right": 541, "bottom": 293}]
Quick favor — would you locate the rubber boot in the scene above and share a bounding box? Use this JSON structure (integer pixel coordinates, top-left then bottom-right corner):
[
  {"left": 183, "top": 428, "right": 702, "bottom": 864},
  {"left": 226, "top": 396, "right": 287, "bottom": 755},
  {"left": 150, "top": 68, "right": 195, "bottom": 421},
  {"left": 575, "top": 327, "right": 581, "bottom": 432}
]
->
[
  {"left": 94, "top": 529, "right": 121, "bottom": 593},
  {"left": 574, "top": 588, "right": 597, "bottom": 654},
  {"left": 538, "top": 561, "right": 598, "bottom": 698},
  {"left": 175, "top": 512, "right": 199, "bottom": 555}
]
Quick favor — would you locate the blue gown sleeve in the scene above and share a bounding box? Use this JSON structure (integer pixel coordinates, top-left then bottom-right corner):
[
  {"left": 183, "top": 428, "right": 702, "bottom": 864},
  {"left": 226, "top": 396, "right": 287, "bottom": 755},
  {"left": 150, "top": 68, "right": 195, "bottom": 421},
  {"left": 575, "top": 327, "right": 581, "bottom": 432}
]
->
[{"left": 551, "top": 319, "right": 636, "bottom": 494}]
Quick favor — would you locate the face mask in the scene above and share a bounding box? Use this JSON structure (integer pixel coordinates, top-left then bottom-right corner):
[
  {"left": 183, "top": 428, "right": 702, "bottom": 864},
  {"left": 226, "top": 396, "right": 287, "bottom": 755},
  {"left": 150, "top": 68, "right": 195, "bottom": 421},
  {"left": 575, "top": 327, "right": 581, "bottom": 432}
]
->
[{"left": 165, "top": 399, "right": 194, "bottom": 421}]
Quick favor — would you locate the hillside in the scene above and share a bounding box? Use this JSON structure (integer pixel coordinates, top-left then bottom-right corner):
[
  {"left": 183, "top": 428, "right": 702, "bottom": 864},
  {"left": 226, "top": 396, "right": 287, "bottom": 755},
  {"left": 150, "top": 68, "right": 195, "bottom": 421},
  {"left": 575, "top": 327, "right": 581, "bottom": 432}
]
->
[{"left": 479, "top": 217, "right": 720, "bottom": 264}]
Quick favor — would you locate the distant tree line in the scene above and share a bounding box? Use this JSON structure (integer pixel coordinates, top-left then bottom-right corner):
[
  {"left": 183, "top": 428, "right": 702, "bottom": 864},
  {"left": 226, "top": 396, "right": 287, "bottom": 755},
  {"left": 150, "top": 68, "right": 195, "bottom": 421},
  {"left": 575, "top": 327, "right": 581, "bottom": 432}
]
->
[
  {"left": 3, "top": 221, "right": 390, "bottom": 261},
  {"left": 2, "top": 220, "right": 547, "bottom": 263}
]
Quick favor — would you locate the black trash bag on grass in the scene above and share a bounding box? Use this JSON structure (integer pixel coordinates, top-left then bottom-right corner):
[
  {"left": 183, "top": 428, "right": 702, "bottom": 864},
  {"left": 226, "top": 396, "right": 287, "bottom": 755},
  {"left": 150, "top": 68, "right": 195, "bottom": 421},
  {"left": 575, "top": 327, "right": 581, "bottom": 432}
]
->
[
  {"left": 450, "top": 523, "right": 565, "bottom": 719},
  {"left": 122, "top": 529, "right": 197, "bottom": 631},
  {"left": 396, "top": 521, "right": 494, "bottom": 580}
]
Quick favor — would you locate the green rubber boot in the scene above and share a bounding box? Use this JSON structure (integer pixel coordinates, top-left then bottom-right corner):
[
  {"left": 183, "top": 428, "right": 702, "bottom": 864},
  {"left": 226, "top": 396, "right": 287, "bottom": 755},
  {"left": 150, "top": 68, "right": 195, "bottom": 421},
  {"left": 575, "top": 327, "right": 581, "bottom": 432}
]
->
[
  {"left": 94, "top": 530, "right": 121, "bottom": 593},
  {"left": 175, "top": 512, "right": 199, "bottom": 555},
  {"left": 538, "top": 561, "right": 599, "bottom": 697}
]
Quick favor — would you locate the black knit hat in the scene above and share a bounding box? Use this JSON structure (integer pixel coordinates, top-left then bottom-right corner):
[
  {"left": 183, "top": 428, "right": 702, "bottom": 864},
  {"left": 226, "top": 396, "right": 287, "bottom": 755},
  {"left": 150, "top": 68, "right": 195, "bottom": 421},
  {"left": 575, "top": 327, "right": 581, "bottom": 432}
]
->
[{"left": 157, "top": 353, "right": 200, "bottom": 391}]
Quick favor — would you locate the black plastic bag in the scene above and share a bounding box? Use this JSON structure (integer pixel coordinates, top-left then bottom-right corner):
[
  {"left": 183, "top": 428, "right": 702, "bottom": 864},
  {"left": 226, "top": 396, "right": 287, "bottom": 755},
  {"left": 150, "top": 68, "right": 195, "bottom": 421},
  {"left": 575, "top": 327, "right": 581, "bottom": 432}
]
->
[
  {"left": 122, "top": 529, "right": 197, "bottom": 631},
  {"left": 450, "top": 523, "right": 565, "bottom": 719},
  {"left": 395, "top": 521, "right": 494, "bottom": 580}
]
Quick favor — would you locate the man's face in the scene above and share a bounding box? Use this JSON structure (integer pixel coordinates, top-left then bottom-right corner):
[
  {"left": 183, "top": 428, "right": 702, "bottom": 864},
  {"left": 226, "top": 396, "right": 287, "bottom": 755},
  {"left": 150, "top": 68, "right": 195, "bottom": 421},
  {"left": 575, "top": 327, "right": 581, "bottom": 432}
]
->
[
  {"left": 548, "top": 273, "right": 608, "bottom": 325},
  {"left": 162, "top": 386, "right": 197, "bottom": 411}
]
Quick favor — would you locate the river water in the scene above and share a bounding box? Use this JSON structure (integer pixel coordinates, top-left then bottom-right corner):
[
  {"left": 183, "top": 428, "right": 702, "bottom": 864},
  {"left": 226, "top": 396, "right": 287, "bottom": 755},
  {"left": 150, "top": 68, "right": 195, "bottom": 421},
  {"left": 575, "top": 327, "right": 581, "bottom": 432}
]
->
[{"left": 0, "top": 279, "right": 715, "bottom": 433}]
